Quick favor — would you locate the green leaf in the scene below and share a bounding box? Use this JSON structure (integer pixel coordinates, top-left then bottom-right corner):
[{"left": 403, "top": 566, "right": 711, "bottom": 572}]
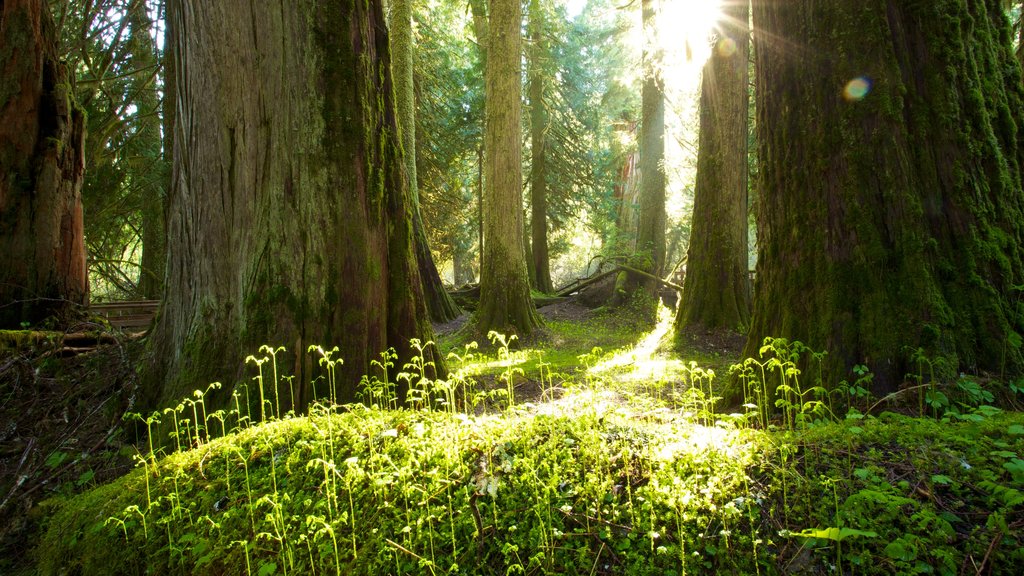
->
[
  {"left": 45, "top": 451, "right": 69, "bottom": 469},
  {"left": 76, "top": 469, "right": 96, "bottom": 486},
  {"left": 930, "top": 474, "right": 952, "bottom": 485},
  {"left": 1007, "top": 424, "right": 1024, "bottom": 435},
  {"left": 793, "top": 527, "right": 877, "bottom": 541},
  {"left": 884, "top": 540, "right": 917, "bottom": 562},
  {"left": 258, "top": 561, "right": 278, "bottom": 576}
]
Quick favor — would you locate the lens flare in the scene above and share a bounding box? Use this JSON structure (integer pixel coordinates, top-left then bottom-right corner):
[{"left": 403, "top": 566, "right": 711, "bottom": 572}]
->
[
  {"left": 716, "top": 37, "right": 737, "bottom": 58},
  {"left": 843, "top": 76, "right": 872, "bottom": 101}
]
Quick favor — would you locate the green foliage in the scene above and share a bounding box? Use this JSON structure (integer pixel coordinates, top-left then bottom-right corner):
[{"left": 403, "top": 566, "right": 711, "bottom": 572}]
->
[{"left": 33, "top": 330, "right": 1024, "bottom": 575}]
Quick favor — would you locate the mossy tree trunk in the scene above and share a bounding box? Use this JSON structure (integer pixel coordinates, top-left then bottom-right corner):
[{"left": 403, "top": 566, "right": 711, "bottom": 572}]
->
[
  {"left": 528, "top": 0, "right": 553, "bottom": 294},
  {"left": 676, "top": 1, "right": 751, "bottom": 334},
  {"left": 147, "top": 0, "right": 437, "bottom": 412},
  {"left": 625, "top": 0, "right": 666, "bottom": 308},
  {"left": 0, "top": 0, "right": 87, "bottom": 328},
  {"left": 390, "top": 0, "right": 461, "bottom": 323},
  {"left": 747, "top": 0, "right": 1024, "bottom": 394},
  {"left": 476, "top": 0, "right": 542, "bottom": 336},
  {"left": 128, "top": 1, "right": 165, "bottom": 299}
]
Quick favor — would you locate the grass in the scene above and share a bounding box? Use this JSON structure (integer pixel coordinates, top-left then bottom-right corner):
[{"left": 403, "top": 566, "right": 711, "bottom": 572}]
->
[{"left": 19, "top": 309, "right": 1024, "bottom": 575}]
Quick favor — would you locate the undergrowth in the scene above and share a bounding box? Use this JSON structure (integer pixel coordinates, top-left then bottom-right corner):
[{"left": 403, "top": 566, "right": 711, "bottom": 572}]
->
[{"left": 25, "top": 316, "right": 1024, "bottom": 575}]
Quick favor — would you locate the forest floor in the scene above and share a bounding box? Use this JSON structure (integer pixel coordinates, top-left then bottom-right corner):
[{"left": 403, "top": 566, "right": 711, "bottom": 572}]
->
[{"left": 2, "top": 300, "right": 1024, "bottom": 575}]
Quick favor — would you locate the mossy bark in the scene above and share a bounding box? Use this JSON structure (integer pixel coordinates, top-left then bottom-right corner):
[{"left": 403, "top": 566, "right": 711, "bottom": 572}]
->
[
  {"left": 748, "top": 0, "right": 1024, "bottom": 394},
  {"left": 676, "top": 1, "right": 751, "bottom": 334},
  {"left": 476, "top": 0, "right": 542, "bottom": 336},
  {"left": 390, "top": 0, "right": 461, "bottom": 323},
  {"left": 0, "top": 0, "right": 87, "bottom": 328},
  {"left": 630, "top": 0, "right": 666, "bottom": 306},
  {"left": 146, "top": 0, "right": 437, "bottom": 413},
  {"left": 528, "top": 0, "right": 553, "bottom": 294}
]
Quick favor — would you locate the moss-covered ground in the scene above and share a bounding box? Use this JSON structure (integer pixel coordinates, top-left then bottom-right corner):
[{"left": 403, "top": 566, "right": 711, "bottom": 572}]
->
[{"left": 5, "top": 304, "right": 1024, "bottom": 574}]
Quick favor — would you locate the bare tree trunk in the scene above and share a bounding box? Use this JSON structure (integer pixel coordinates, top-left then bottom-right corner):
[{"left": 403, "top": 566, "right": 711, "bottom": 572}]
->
[
  {"left": 676, "top": 0, "right": 751, "bottom": 333},
  {"left": 476, "top": 0, "right": 542, "bottom": 336},
  {"left": 146, "top": 0, "right": 437, "bottom": 414},
  {"left": 528, "top": 0, "right": 553, "bottom": 294},
  {"left": 390, "top": 0, "right": 461, "bottom": 322},
  {"left": 627, "top": 0, "right": 666, "bottom": 309},
  {"left": 0, "top": 0, "right": 88, "bottom": 328}
]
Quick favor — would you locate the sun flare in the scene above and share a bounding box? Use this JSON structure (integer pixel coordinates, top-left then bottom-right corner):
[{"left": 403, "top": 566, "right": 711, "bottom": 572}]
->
[{"left": 657, "top": 0, "right": 726, "bottom": 89}]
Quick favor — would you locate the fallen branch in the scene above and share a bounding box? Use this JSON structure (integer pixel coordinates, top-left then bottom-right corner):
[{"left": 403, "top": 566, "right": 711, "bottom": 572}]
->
[{"left": 616, "top": 263, "right": 685, "bottom": 292}]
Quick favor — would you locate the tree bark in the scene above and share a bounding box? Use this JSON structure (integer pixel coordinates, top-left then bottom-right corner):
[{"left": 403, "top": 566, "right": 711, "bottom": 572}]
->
[
  {"left": 0, "top": 0, "right": 88, "bottom": 328},
  {"left": 676, "top": 0, "right": 751, "bottom": 333},
  {"left": 528, "top": 0, "right": 553, "bottom": 294},
  {"left": 146, "top": 0, "right": 437, "bottom": 413},
  {"left": 747, "top": 0, "right": 1024, "bottom": 394},
  {"left": 632, "top": 0, "right": 666, "bottom": 304},
  {"left": 128, "top": 0, "right": 165, "bottom": 299},
  {"left": 390, "top": 0, "right": 461, "bottom": 323},
  {"left": 476, "top": 0, "right": 542, "bottom": 336}
]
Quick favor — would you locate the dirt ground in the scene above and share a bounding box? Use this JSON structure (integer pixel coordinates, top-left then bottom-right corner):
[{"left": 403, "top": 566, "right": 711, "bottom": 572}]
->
[{"left": 0, "top": 333, "right": 142, "bottom": 573}]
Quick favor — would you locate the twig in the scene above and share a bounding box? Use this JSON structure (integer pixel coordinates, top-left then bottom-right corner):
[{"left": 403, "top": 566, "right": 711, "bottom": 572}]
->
[{"left": 976, "top": 530, "right": 1001, "bottom": 575}]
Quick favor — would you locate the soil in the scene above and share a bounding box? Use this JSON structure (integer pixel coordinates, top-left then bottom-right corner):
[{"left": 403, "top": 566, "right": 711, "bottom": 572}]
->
[{"left": 0, "top": 332, "right": 142, "bottom": 574}]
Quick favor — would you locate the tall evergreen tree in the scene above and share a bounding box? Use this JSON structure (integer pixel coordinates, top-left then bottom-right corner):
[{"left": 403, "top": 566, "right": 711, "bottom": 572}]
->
[
  {"left": 748, "top": 0, "right": 1024, "bottom": 393},
  {"left": 676, "top": 0, "right": 751, "bottom": 334},
  {"left": 390, "top": 0, "right": 461, "bottom": 323},
  {"left": 126, "top": 0, "right": 165, "bottom": 299},
  {"left": 147, "top": 0, "right": 436, "bottom": 411},
  {"left": 0, "top": 0, "right": 88, "bottom": 328},
  {"left": 528, "top": 0, "right": 553, "bottom": 293},
  {"left": 476, "top": 0, "right": 542, "bottom": 335},
  {"left": 634, "top": 0, "right": 666, "bottom": 299}
]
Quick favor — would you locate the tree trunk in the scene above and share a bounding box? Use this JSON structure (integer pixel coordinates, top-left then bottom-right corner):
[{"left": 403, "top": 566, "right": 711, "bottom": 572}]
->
[
  {"left": 0, "top": 0, "right": 88, "bottom": 328},
  {"left": 676, "top": 1, "right": 751, "bottom": 333},
  {"left": 528, "top": 0, "right": 553, "bottom": 294},
  {"left": 747, "top": 0, "right": 1024, "bottom": 394},
  {"left": 633, "top": 0, "right": 666, "bottom": 302},
  {"left": 128, "top": 0, "right": 165, "bottom": 299},
  {"left": 390, "top": 0, "right": 461, "bottom": 323},
  {"left": 146, "top": 0, "right": 437, "bottom": 413},
  {"left": 476, "top": 0, "right": 542, "bottom": 336},
  {"left": 159, "top": 0, "right": 176, "bottom": 294}
]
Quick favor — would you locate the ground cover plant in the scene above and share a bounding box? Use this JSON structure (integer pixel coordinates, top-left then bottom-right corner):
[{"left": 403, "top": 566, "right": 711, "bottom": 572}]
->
[{"left": 9, "top": 304, "right": 1023, "bottom": 575}]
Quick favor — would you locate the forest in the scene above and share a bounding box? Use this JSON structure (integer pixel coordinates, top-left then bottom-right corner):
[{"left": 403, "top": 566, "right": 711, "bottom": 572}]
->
[{"left": 2, "top": 0, "right": 1024, "bottom": 574}]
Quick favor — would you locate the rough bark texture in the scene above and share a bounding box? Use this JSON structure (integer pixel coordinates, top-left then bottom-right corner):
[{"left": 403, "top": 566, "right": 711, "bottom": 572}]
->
[
  {"left": 147, "top": 0, "right": 436, "bottom": 413},
  {"left": 391, "top": 0, "right": 461, "bottom": 322},
  {"left": 129, "top": 1, "right": 165, "bottom": 299},
  {"left": 676, "top": 1, "right": 751, "bottom": 333},
  {"left": 747, "top": 0, "right": 1024, "bottom": 394},
  {"left": 529, "top": 0, "right": 553, "bottom": 294},
  {"left": 634, "top": 0, "right": 667, "bottom": 296},
  {"left": 477, "top": 0, "right": 542, "bottom": 336},
  {"left": 0, "top": 0, "right": 88, "bottom": 328}
]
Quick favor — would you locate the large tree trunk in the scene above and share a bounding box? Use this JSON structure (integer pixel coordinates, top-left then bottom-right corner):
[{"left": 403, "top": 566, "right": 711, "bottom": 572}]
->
[
  {"left": 476, "top": 0, "right": 542, "bottom": 336},
  {"left": 528, "top": 0, "right": 553, "bottom": 294},
  {"left": 390, "top": 0, "right": 461, "bottom": 323},
  {"left": 627, "top": 0, "right": 666, "bottom": 307},
  {"left": 747, "top": 0, "right": 1024, "bottom": 394},
  {"left": 676, "top": 1, "right": 751, "bottom": 333},
  {"left": 128, "top": 0, "right": 165, "bottom": 299},
  {"left": 0, "top": 0, "right": 87, "bottom": 328},
  {"left": 146, "top": 0, "right": 436, "bottom": 413}
]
